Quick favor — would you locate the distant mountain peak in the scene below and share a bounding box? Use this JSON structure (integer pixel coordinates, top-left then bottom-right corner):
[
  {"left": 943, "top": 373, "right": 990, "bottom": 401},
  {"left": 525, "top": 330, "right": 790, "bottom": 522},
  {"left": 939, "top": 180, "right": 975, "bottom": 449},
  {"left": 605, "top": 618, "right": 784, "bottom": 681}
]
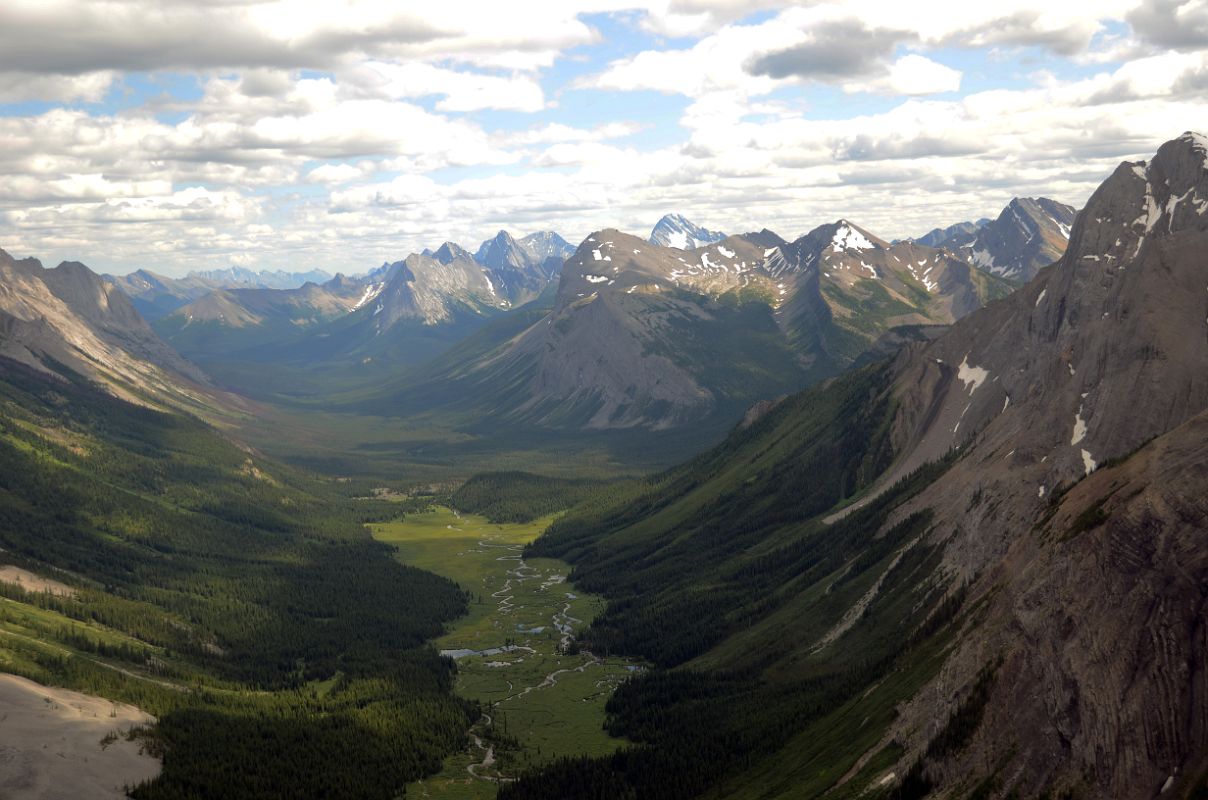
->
[
  {"left": 828, "top": 220, "right": 881, "bottom": 252},
  {"left": 917, "top": 197, "right": 1076, "bottom": 282},
  {"left": 184, "top": 266, "right": 334, "bottom": 290},
  {"left": 431, "top": 241, "right": 471, "bottom": 265},
  {"left": 474, "top": 230, "right": 524, "bottom": 266},
  {"left": 471, "top": 229, "right": 571, "bottom": 305},
  {"left": 649, "top": 214, "right": 726, "bottom": 250},
  {"left": 518, "top": 231, "right": 574, "bottom": 262}
]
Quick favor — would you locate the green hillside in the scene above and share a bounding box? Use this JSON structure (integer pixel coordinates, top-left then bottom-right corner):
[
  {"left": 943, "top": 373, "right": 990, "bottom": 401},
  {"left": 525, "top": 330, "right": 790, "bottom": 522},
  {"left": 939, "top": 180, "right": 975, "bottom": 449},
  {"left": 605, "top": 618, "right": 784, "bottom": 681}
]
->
[{"left": 0, "top": 356, "right": 474, "bottom": 799}]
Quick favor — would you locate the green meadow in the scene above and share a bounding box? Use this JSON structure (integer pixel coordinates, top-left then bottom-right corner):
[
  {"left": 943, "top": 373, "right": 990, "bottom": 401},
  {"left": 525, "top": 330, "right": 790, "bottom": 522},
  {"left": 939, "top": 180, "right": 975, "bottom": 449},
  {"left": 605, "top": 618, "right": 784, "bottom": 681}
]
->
[{"left": 371, "top": 508, "right": 639, "bottom": 799}]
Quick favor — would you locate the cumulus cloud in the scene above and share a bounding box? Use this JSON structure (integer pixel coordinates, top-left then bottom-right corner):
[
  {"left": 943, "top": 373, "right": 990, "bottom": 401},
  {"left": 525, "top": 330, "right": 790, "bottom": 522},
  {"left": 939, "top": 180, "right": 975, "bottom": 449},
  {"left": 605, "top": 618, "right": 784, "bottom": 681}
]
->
[
  {"left": 939, "top": 10, "right": 1102, "bottom": 56},
  {"left": 505, "top": 122, "right": 646, "bottom": 145},
  {"left": 593, "top": 8, "right": 963, "bottom": 100},
  {"left": 346, "top": 61, "right": 546, "bottom": 111},
  {"left": 304, "top": 163, "right": 371, "bottom": 184},
  {"left": 637, "top": 0, "right": 793, "bottom": 36},
  {"left": 1, "top": 0, "right": 1205, "bottom": 276},
  {"left": 843, "top": 54, "right": 963, "bottom": 95},
  {"left": 1128, "top": 0, "right": 1208, "bottom": 51},
  {"left": 747, "top": 21, "right": 911, "bottom": 81},
  {"left": 832, "top": 131, "right": 982, "bottom": 161},
  {"left": 0, "top": 71, "right": 115, "bottom": 102},
  {"left": 0, "top": 1, "right": 605, "bottom": 75}
]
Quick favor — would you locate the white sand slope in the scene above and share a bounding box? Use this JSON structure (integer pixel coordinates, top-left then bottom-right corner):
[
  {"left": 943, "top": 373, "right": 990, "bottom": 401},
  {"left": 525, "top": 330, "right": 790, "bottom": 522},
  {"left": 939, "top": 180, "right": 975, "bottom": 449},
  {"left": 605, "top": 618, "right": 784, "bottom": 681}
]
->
[{"left": 0, "top": 674, "right": 160, "bottom": 799}]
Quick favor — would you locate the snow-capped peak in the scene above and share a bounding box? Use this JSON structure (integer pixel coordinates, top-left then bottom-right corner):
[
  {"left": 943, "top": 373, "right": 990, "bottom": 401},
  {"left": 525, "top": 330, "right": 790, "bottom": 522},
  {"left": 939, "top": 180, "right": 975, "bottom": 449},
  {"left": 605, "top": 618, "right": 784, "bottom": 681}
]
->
[
  {"left": 650, "top": 213, "right": 726, "bottom": 250},
  {"left": 830, "top": 221, "right": 876, "bottom": 253}
]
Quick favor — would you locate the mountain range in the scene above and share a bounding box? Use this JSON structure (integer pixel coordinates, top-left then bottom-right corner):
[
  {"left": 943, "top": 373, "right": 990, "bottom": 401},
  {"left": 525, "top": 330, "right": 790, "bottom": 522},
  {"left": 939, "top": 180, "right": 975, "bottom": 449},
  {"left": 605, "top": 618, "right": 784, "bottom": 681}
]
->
[
  {"left": 1, "top": 131, "right": 1204, "bottom": 800},
  {"left": 145, "top": 230, "right": 573, "bottom": 390},
  {"left": 98, "top": 203, "right": 1056, "bottom": 434},
  {"left": 502, "top": 131, "right": 1208, "bottom": 800},
  {"left": 0, "top": 248, "right": 243, "bottom": 417},
  {"left": 357, "top": 219, "right": 1011, "bottom": 432},
  {"left": 106, "top": 266, "right": 334, "bottom": 321},
  {"left": 921, "top": 196, "right": 1076, "bottom": 282}
]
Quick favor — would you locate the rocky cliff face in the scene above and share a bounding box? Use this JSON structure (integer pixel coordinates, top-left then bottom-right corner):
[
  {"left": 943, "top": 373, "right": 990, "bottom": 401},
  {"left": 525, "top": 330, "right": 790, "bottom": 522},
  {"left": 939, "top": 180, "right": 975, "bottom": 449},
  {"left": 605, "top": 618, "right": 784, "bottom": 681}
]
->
[
  {"left": 367, "top": 252, "right": 506, "bottom": 329},
  {"left": 849, "top": 131, "right": 1208, "bottom": 798}
]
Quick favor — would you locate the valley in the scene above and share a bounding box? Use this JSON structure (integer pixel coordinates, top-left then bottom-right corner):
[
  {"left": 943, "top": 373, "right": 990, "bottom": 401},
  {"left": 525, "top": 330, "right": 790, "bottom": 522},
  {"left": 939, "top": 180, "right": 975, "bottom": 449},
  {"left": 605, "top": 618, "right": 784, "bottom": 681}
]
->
[
  {"left": 371, "top": 508, "right": 638, "bottom": 797},
  {"left": 1, "top": 25, "right": 1205, "bottom": 795}
]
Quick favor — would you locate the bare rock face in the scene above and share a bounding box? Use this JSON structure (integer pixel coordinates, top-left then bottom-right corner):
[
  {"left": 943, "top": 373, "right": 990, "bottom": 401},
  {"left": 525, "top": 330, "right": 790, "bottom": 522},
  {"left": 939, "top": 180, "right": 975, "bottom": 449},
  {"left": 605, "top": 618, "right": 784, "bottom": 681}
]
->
[
  {"left": 879, "top": 132, "right": 1208, "bottom": 525},
  {"left": 0, "top": 249, "right": 213, "bottom": 407},
  {"left": 369, "top": 252, "right": 506, "bottom": 328},
  {"left": 863, "top": 132, "right": 1208, "bottom": 798},
  {"left": 896, "top": 408, "right": 1208, "bottom": 799}
]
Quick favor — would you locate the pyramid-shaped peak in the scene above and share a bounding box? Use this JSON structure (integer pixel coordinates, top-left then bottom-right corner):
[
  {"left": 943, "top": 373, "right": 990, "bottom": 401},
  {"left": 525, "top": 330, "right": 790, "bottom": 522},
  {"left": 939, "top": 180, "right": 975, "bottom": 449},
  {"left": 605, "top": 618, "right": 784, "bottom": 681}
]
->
[
  {"left": 649, "top": 214, "right": 726, "bottom": 249},
  {"left": 432, "top": 241, "right": 471, "bottom": 264},
  {"left": 828, "top": 220, "right": 884, "bottom": 250}
]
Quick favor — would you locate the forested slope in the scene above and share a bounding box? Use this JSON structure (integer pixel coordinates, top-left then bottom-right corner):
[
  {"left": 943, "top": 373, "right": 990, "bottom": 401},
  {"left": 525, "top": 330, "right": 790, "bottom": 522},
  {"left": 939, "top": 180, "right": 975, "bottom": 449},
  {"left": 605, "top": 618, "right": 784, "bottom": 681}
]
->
[{"left": 0, "top": 355, "right": 474, "bottom": 799}]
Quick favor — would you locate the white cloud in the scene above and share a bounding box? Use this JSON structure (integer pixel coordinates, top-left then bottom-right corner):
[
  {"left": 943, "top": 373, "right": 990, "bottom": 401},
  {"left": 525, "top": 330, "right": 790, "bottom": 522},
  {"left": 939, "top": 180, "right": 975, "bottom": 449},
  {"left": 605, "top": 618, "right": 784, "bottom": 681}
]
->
[
  {"left": 844, "top": 54, "right": 963, "bottom": 95},
  {"left": 304, "top": 163, "right": 369, "bottom": 184},
  {"left": 347, "top": 61, "right": 545, "bottom": 111},
  {"left": 0, "top": 71, "right": 115, "bottom": 102},
  {"left": 3, "top": 0, "right": 1206, "bottom": 277},
  {"left": 506, "top": 122, "right": 646, "bottom": 145}
]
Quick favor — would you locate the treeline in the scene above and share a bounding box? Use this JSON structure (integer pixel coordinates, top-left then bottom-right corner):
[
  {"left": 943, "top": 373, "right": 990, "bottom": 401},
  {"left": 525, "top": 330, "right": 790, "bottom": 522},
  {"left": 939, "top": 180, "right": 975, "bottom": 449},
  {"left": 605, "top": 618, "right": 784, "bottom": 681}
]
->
[
  {"left": 0, "top": 356, "right": 475, "bottom": 798},
  {"left": 451, "top": 471, "right": 607, "bottom": 523}
]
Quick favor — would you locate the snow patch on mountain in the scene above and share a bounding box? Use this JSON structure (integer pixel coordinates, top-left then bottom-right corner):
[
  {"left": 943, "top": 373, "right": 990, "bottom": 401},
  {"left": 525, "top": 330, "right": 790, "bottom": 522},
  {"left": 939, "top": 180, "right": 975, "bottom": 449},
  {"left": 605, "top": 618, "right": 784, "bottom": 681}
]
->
[
  {"left": 1071, "top": 406, "right": 1088, "bottom": 445},
  {"left": 957, "top": 356, "right": 989, "bottom": 394},
  {"left": 350, "top": 282, "right": 385, "bottom": 312},
  {"left": 831, "top": 222, "right": 876, "bottom": 252}
]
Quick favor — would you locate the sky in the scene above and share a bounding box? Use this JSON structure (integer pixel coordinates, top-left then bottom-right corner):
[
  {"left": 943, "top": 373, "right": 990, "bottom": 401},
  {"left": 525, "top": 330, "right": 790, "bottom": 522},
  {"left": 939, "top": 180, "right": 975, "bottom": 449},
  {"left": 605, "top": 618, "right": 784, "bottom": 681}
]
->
[{"left": 1, "top": 0, "right": 1206, "bottom": 277}]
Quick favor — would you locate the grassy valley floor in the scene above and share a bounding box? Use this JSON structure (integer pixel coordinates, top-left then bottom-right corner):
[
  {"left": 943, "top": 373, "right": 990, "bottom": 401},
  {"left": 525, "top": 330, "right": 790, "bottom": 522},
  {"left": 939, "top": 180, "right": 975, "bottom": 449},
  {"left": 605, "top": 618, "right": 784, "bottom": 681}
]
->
[{"left": 371, "top": 508, "right": 639, "bottom": 799}]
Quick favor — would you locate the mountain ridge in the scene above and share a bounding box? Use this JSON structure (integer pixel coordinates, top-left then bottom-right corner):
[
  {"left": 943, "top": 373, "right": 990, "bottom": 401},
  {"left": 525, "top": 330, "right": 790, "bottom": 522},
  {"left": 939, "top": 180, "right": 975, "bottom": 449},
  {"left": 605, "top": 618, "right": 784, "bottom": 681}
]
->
[
  {"left": 357, "top": 218, "right": 1010, "bottom": 433},
  {"left": 499, "top": 131, "right": 1208, "bottom": 800}
]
